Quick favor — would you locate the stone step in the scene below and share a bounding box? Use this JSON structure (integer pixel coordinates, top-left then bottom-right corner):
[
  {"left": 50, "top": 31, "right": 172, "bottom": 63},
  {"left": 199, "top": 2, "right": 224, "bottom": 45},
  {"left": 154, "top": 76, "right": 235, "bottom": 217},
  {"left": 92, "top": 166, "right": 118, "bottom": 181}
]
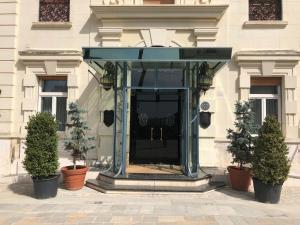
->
[
  {"left": 85, "top": 179, "right": 226, "bottom": 194},
  {"left": 97, "top": 172, "right": 212, "bottom": 187}
]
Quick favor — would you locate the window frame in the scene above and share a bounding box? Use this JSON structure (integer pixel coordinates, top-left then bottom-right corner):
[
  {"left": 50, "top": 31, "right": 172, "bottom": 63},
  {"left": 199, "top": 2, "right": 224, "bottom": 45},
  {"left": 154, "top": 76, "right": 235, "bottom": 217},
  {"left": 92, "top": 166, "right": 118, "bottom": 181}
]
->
[
  {"left": 38, "top": 78, "right": 68, "bottom": 132},
  {"left": 249, "top": 85, "right": 282, "bottom": 126}
]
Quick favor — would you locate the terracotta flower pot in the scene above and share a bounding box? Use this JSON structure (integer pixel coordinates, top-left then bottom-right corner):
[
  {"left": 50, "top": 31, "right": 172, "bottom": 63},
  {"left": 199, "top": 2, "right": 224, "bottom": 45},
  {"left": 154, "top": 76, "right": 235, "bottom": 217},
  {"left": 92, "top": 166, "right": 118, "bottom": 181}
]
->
[
  {"left": 227, "top": 166, "right": 252, "bottom": 192},
  {"left": 61, "top": 165, "right": 88, "bottom": 190}
]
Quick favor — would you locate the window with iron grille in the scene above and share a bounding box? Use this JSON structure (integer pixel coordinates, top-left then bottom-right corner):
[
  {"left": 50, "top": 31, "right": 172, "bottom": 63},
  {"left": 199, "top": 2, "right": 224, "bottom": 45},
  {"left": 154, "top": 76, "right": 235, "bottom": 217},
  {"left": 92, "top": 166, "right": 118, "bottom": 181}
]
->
[
  {"left": 39, "top": 0, "right": 70, "bottom": 22},
  {"left": 249, "top": 0, "right": 282, "bottom": 21}
]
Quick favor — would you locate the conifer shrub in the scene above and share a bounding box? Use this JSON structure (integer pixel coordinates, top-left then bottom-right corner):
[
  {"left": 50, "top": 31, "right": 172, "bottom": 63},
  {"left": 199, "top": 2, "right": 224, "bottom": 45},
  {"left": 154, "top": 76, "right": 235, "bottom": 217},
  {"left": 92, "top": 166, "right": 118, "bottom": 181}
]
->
[
  {"left": 23, "top": 112, "right": 59, "bottom": 178},
  {"left": 252, "top": 116, "right": 290, "bottom": 185},
  {"left": 227, "top": 101, "right": 256, "bottom": 169},
  {"left": 64, "top": 103, "right": 95, "bottom": 169}
]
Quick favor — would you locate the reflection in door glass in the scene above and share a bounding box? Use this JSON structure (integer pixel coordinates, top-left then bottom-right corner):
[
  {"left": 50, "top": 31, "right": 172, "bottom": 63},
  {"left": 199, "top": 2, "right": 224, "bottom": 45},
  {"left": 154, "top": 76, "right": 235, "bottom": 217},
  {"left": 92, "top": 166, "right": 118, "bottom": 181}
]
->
[{"left": 131, "top": 69, "right": 155, "bottom": 87}]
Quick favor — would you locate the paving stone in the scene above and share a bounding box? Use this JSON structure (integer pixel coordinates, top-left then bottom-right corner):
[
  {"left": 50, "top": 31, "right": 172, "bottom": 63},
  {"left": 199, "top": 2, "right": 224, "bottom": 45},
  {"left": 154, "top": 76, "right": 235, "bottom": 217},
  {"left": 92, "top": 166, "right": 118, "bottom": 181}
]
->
[{"left": 0, "top": 184, "right": 300, "bottom": 225}]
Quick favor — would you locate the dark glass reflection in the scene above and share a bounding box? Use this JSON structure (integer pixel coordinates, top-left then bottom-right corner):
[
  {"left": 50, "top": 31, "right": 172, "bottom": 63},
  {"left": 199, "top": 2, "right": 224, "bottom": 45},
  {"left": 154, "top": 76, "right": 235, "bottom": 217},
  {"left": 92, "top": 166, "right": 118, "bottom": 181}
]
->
[
  {"left": 250, "top": 86, "right": 278, "bottom": 94},
  {"left": 157, "top": 69, "right": 184, "bottom": 87},
  {"left": 41, "top": 97, "right": 52, "bottom": 113},
  {"left": 130, "top": 90, "right": 182, "bottom": 164},
  {"left": 131, "top": 69, "right": 155, "bottom": 87},
  {"left": 266, "top": 99, "right": 278, "bottom": 119},
  {"left": 251, "top": 99, "right": 262, "bottom": 127},
  {"left": 56, "top": 97, "right": 67, "bottom": 131},
  {"left": 42, "top": 80, "right": 68, "bottom": 92}
]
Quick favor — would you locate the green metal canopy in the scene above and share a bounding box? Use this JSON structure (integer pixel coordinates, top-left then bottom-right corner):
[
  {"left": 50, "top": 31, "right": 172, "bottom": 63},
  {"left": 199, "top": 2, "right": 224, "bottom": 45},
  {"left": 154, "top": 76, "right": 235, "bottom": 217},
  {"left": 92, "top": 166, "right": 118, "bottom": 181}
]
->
[
  {"left": 83, "top": 47, "right": 232, "bottom": 62},
  {"left": 82, "top": 47, "right": 232, "bottom": 177}
]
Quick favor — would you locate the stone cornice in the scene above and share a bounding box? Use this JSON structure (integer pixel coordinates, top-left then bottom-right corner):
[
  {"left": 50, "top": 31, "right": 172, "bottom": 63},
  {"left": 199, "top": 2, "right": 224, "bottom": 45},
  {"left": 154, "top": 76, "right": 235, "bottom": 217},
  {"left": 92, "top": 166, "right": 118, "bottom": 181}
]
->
[
  {"left": 90, "top": 5, "right": 228, "bottom": 20},
  {"left": 19, "top": 49, "right": 82, "bottom": 66},
  {"left": 235, "top": 50, "right": 300, "bottom": 67}
]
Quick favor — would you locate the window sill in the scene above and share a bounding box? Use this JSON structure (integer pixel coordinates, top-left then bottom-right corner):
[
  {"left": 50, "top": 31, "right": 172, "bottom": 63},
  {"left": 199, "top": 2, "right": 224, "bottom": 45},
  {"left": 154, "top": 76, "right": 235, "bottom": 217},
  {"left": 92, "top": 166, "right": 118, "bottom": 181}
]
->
[
  {"left": 32, "top": 22, "right": 72, "bottom": 29},
  {"left": 243, "top": 21, "right": 288, "bottom": 29}
]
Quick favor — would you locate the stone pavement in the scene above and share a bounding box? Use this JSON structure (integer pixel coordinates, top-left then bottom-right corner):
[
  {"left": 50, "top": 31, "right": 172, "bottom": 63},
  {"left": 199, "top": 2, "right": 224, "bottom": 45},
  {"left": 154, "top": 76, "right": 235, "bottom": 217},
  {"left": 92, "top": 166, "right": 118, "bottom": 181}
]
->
[{"left": 0, "top": 179, "right": 300, "bottom": 225}]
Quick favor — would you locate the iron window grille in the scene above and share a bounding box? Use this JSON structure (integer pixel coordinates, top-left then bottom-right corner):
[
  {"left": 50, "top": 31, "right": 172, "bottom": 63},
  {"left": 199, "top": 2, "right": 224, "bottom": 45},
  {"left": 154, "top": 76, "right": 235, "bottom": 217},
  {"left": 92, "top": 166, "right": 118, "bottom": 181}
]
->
[
  {"left": 249, "top": 0, "right": 282, "bottom": 21},
  {"left": 39, "top": 0, "right": 70, "bottom": 22}
]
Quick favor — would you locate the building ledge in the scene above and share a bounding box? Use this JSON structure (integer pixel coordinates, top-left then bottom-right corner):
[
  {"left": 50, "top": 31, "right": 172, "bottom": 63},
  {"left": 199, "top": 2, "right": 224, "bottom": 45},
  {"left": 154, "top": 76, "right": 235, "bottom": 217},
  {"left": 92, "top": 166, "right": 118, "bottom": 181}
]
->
[
  {"left": 243, "top": 21, "right": 288, "bottom": 29},
  {"left": 31, "top": 22, "right": 72, "bottom": 29},
  {"left": 235, "top": 50, "right": 300, "bottom": 66},
  {"left": 90, "top": 5, "right": 229, "bottom": 20},
  {"left": 19, "top": 49, "right": 82, "bottom": 65}
]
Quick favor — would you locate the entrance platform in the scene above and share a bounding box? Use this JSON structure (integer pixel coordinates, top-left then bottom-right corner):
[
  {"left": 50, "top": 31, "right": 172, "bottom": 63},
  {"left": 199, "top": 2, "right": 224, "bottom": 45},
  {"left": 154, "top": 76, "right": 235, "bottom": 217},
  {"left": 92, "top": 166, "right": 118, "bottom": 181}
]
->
[{"left": 86, "top": 167, "right": 227, "bottom": 194}]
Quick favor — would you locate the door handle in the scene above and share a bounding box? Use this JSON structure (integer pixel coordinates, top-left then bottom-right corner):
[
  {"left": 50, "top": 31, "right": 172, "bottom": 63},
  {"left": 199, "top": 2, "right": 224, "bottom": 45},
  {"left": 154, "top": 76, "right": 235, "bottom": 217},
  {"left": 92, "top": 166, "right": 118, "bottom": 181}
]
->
[
  {"left": 151, "top": 128, "right": 154, "bottom": 141},
  {"left": 160, "top": 128, "right": 163, "bottom": 141}
]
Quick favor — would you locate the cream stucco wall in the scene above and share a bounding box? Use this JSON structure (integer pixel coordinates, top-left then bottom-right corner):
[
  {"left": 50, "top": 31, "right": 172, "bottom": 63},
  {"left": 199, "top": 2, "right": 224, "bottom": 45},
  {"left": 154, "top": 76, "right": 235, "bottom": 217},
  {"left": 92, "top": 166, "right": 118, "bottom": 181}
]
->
[{"left": 1, "top": 0, "right": 300, "bottom": 182}]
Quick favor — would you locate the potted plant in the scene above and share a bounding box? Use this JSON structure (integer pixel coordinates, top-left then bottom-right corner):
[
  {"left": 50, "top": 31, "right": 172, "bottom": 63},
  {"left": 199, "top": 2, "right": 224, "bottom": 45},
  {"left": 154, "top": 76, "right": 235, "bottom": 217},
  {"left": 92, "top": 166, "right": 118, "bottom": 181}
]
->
[
  {"left": 252, "top": 116, "right": 290, "bottom": 203},
  {"left": 23, "top": 112, "right": 59, "bottom": 199},
  {"left": 61, "top": 103, "right": 95, "bottom": 190},
  {"left": 226, "top": 101, "right": 256, "bottom": 191}
]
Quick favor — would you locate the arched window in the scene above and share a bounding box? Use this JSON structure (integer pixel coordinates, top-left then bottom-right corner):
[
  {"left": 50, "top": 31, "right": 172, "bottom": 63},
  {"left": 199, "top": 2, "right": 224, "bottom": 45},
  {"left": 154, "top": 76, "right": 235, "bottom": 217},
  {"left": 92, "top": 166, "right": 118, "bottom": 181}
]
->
[
  {"left": 39, "top": 0, "right": 70, "bottom": 22},
  {"left": 249, "top": 0, "right": 282, "bottom": 21}
]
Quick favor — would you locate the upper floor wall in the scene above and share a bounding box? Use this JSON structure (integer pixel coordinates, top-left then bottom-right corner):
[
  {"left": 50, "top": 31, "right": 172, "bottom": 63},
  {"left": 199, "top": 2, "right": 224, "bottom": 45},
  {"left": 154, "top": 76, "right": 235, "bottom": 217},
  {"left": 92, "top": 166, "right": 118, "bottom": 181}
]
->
[{"left": 16, "top": 0, "right": 300, "bottom": 52}]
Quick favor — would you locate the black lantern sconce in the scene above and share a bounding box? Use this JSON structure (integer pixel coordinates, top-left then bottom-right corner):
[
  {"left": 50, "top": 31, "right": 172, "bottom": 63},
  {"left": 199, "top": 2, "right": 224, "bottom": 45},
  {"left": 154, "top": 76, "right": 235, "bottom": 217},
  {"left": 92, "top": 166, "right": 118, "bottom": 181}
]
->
[
  {"left": 100, "top": 61, "right": 116, "bottom": 91},
  {"left": 197, "top": 62, "right": 215, "bottom": 93}
]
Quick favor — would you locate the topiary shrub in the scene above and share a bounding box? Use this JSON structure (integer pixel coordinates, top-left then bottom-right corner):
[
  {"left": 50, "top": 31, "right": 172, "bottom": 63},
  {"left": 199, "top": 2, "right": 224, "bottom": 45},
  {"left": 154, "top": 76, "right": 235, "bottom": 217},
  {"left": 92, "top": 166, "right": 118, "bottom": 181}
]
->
[
  {"left": 252, "top": 116, "right": 290, "bottom": 185},
  {"left": 227, "top": 101, "right": 256, "bottom": 169},
  {"left": 23, "top": 112, "right": 59, "bottom": 178},
  {"left": 64, "top": 103, "right": 95, "bottom": 169}
]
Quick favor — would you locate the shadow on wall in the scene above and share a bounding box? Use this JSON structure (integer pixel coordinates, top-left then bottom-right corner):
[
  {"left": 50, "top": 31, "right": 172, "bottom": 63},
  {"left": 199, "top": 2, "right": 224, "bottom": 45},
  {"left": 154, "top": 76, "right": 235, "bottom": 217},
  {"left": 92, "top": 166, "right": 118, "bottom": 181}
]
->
[
  {"left": 75, "top": 74, "right": 114, "bottom": 167},
  {"left": 79, "top": 13, "right": 101, "bottom": 45}
]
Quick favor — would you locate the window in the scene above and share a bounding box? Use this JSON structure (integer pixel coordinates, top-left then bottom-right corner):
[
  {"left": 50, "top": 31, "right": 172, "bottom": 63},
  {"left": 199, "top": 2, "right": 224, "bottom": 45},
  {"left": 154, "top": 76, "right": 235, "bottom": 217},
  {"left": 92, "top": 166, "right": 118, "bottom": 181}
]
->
[
  {"left": 249, "top": 0, "right": 282, "bottom": 21},
  {"left": 249, "top": 78, "right": 281, "bottom": 129},
  {"left": 39, "top": 78, "right": 68, "bottom": 131},
  {"left": 39, "top": 0, "right": 70, "bottom": 22}
]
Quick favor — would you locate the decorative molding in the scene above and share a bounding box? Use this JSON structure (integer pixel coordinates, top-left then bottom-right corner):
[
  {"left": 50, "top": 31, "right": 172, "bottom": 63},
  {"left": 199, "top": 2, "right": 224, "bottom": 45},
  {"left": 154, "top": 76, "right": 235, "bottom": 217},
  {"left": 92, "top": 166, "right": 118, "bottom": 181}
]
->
[
  {"left": 235, "top": 50, "right": 300, "bottom": 67},
  {"left": 98, "top": 27, "right": 123, "bottom": 47},
  {"left": 194, "top": 27, "right": 218, "bottom": 44},
  {"left": 91, "top": 0, "right": 222, "bottom": 5},
  {"left": 235, "top": 50, "right": 300, "bottom": 138},
  {"left": 19, "top": 49, "right": 82, "bottom": 66},
  {"left": 31, "top": 22, "right": 72, "bottom": 29},
  {"left": 90, "top": 5, "right": 229, "bottom": 20},
  {"left": 243, "top": 21, "right": 288, "bottom": 29},
  {"left": 140, "top": 29, "right": 176, "bottom": 47}
]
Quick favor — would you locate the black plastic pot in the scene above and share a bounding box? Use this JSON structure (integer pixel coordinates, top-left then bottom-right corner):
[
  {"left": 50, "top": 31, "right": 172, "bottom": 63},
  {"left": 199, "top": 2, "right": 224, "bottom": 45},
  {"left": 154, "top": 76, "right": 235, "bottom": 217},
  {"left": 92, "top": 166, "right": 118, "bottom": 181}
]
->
[
  {"left": 253, "top": 177, "right": 283, "bottom": 204},
  {"left": 32, "top": 175, "right": 59, "bottom": 199}
]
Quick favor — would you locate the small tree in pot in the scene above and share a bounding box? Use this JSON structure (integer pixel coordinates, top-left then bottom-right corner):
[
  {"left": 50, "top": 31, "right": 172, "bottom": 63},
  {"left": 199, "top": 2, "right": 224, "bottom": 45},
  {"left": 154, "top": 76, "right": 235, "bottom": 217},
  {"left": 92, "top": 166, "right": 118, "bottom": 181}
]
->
[
  {"left": 252, "top": 116, "right": 290, "bottom": 203},
  {"left": 23, "top": 112, "right": 59, "bottom": 199},
  {"left": 61, "top": 103, "right": 95, "bottom": 190},
  {"left": 227, "top": 101, "right": 256, "bottom": 191}
]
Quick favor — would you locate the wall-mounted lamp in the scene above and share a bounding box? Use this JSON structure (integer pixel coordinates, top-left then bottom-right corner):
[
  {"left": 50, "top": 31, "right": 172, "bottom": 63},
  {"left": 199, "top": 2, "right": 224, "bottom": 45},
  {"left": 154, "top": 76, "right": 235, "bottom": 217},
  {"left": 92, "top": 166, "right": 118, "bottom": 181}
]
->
[
  {"left": 99, "top": 62, "right": 116, "bottom": 91},
  {"left": 197, "top": 62, "right": 215, "bottom": 93}
]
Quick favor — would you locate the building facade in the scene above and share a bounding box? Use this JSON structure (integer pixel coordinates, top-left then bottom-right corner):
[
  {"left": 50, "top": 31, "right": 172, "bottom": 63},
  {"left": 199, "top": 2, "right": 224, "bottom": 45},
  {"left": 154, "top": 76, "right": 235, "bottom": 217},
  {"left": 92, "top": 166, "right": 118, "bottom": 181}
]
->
[{"left": 1, "top": 0, "right": 300, "bottom": 181}]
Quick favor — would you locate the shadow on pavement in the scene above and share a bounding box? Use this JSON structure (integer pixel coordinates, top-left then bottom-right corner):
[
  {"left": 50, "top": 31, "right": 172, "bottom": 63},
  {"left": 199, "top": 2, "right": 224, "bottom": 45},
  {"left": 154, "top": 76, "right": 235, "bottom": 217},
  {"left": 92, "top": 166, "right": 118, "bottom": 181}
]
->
[
  {"left": 215, "top": 186, "right": 256, "bottom": 201},
  {"left": 7, "top": 182, "right": 34, "bottom": 198}
]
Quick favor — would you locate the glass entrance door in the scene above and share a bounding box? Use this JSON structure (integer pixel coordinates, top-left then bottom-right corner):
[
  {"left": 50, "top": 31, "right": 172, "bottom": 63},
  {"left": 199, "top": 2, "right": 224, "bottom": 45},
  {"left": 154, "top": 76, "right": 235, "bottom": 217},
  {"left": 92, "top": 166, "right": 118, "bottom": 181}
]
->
[{"left": 130, "top": 90, "right": 183, "bottom": 165}]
